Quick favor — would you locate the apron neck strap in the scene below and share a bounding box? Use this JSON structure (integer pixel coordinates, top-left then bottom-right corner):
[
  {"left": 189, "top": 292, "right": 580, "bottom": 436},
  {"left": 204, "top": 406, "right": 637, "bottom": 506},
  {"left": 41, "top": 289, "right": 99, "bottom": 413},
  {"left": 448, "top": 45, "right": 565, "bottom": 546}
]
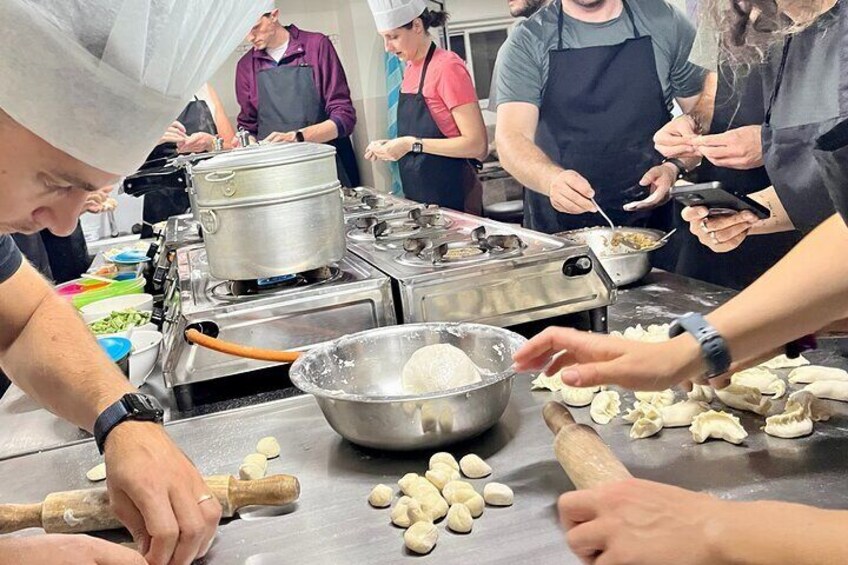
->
[
  {"left": 557, "top": 0, "right": 641, "bottom": 49},
  {"left": 765, "top": 36, "right": 793, "bottom": 125},
  {"left": 416, "top": 42, "right": 438, "bottom": 96}
]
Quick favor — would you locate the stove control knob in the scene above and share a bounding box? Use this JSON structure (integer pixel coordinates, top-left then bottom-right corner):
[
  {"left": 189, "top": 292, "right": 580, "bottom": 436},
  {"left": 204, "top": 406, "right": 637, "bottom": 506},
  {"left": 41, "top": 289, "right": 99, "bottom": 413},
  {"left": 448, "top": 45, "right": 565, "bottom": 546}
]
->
[
  {"left": 151, "top": 306, "right": 165, "bottom": 328},
  {"left": 152, "top": 266, "right": 168, "bottom": 287},
  {"left": 562, "top": 256, "right": 593, "bottom": 277}
]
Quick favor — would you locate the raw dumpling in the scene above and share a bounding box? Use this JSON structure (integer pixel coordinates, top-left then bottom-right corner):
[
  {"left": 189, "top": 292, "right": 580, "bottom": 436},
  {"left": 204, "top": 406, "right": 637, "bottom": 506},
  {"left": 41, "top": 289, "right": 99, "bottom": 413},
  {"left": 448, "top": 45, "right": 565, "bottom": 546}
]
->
[
  {"left": 623, "top": 400, "right": 660, "bottom": 423},
  {"left": 634, "top": 389, "right": 675, "bottom": 407},
  {"left": 630, "top": 414, "right": 663, "bottom": 439},
  {"left": 612, "top": 323, "right": 670, "bottom": 343},
  {"left": 687, "top": 384, "right": 715, "bottom": 403},
  {"left": 763, "top": 390, "right": 831, "bottom": 439},
  {"left": 802, "top": 380, "right": 848, "bottom": 402},
  {"left": 715, "top": 383, "right": 772, "bottom": 415},
  {"left": 402, "top": 344, "right": 482, "bottom": 394},
  {"left": 731, "top": 367, "right": 785, "bottom": 398},
  {"left": 788, "top": 366, "right": 848, "bottom": 384},
  {"left": 759, "top": 354, "right": 809, "bottom": 370},
  {"left": 561, "top": 384, "right": 600, "bottom": 407},
  {"left": 530, "top": 372, "right": 564, "bottom": 392},
  {"left": 690, "top": 410, "right": 747, "bottom": 444},
  {"left": 660, "top": 400, "right": 710, "bottom": 427},
  {"left": 590, "top": 390, "right": 621, "bottom": 425}
]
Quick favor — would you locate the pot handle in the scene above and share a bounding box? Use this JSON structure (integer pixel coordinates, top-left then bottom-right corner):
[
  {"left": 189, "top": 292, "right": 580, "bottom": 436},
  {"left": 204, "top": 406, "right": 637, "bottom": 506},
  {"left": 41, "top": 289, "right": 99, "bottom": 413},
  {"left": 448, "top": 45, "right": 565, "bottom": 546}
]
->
[
  {"left": 204, "top": 171, "right": 236, "bottom": 183},
  {"left": 199, "top": 209, "right": 219, "bottom": 234}
]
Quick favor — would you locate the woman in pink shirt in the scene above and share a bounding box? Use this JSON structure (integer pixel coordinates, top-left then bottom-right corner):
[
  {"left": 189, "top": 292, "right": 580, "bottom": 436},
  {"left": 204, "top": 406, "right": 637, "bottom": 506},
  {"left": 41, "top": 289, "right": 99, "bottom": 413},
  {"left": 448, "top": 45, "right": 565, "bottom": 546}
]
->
[{"left": 366, "top": 1, "right": 488, "bottom": 214}]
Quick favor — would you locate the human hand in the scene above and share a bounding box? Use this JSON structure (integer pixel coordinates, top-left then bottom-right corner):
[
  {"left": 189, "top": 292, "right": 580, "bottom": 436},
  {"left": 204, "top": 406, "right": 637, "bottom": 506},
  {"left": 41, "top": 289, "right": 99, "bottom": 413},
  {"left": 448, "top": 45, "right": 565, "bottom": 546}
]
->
[
  {"left": 159, "top": 121, "right": 188, "bottom": 145},
  {"left": 691, "top": 125, "right": 764, "bottom": 170},
  {"left": 681, "top": 206, "right": 760, "bottom": 253},
  {"left": 104, "top": 422, "right": 221, "bottom": 565},
  {"left": 511, "top": 326, "right": 704, "bottom": 390},
  {"left": 623, "top": 162, "right": 678, "bottom": 212},
  {"left": 548, "top": 170, "right": 596, "bottom": 214},
  {"left": 176, "top": 132, "right": 216, "bottom": 154},
  {"left": 366, "top": 137, "right": 414, "bottom": 162},
  {"left": 653, "top": 115, "right": 701, "bottom": 159},
  {"left": 83, "top": 186, "right": 116, "bottom": 215},
  {"left": 0, "top": 534, "right": 145, "bottom": 565},
  {"left": 364, "top": 140, "right": 388, "bottom": 161},
  {"left": 263, "top": 131, "right": 297, "bottom": 144}
]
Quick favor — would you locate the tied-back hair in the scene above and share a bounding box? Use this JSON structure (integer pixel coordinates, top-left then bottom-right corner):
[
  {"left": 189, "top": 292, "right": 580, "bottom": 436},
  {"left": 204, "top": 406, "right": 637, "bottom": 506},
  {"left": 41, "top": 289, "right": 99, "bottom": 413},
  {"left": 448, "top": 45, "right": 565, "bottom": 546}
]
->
[{"left": 403, "top": 8, "right": 450, "bottom": 31}]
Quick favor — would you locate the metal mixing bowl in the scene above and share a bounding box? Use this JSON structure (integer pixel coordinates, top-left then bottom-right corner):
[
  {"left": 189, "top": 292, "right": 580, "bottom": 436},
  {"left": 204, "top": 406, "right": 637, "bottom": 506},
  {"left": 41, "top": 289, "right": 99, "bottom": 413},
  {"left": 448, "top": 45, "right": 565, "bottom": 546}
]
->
[
  {"left": 556, "top": 227, "right": 666, "bottom": 286},
  {"left": 289, "top": 323, "right": 527, "bottom": 451}
]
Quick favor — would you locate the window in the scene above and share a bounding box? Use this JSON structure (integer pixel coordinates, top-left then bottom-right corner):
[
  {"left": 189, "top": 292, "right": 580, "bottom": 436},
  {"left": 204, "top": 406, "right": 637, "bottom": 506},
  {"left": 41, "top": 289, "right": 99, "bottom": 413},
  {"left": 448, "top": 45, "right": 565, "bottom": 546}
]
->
[{"left": 449, "top": 19, "right": 512, "bottom": 102}]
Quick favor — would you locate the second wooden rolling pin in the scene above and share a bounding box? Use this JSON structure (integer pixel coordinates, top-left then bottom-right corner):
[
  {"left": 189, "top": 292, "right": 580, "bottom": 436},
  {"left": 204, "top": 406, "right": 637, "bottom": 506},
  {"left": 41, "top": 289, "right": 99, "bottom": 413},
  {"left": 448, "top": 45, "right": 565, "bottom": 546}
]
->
[
  {"left": 543, "top": 401, "right": 632, "bottom": 489},
  {"left": 0, "top": 473, "right": 300, "bottom": 535}
]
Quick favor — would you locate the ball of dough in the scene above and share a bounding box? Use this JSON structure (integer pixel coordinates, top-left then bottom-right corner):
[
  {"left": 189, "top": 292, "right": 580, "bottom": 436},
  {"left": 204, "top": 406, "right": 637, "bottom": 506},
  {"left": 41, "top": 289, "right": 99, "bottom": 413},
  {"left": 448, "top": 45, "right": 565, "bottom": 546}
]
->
[
  {"left": 242, "top": 453, "right": 268, "bottom": 473},
  {"left": 425, "top": 468, "right": 452, "bottom": 491},
  {"left": 446, "top": 503, "right": 473, "bottom": 534},
  {"left": 483, "top": 482, "right": 514, "bottom": 506},
  {"left": 368, "top": 484, "right": 393, "bottom": 508},
  {"left": 429, "top": 452, "right": 459, "bottom": 471},
  {"left": 238, "top": 462, "right": 264, "bottom": 480},
  {"left": 401, "top": 344, "right": 482, "bottom": 394},
  {"left": 459, "top": 454, "right": 492, "bottom": 479},
  {"left": 398, "top": 473, "right": 420, "bottom": 495},
  {"left": 390, "top": 496, "right": 415, "bottom": 528},
  {"left": 442, "top": 480, "right": 475, "bottom": 503},
  {"left": 452, "top": 490, "right": 484, "bottom": 518},
  {"left": 85, "top": 462, "right": 106, "bottom": 482},
  {"left": 256, "top": 437, "right": 280, "bottom": 459},
  {"left": 404, "top": 521, "right": 438, "bottom": 555}
]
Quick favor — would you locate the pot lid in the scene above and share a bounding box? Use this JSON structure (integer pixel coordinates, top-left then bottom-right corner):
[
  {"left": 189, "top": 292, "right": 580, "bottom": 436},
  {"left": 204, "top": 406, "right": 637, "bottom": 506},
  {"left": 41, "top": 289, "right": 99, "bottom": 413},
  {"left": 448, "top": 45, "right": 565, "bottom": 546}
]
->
[{"left": 193, "top": 142, "right": 336, "bottom": 172}]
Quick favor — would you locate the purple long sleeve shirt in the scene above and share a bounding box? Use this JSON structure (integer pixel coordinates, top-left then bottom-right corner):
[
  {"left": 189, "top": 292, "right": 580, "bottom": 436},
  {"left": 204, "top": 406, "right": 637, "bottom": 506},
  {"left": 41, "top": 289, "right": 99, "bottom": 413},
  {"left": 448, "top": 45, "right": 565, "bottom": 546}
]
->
[{"left": 235, "top": 25, "right": 356, "bottom": 138}]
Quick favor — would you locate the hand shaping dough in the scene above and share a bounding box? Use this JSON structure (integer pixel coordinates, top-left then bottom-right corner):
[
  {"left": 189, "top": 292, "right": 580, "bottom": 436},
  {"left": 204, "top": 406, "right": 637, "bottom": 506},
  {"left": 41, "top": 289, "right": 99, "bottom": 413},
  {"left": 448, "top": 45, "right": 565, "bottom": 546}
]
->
[
  {"left": 446, "top": 503, "right": 473, "bottom": 533},
  {"left": 404, "top": 521, "right": 438, "bottom": 554},
  {"left": 483, "top": 482, "right": 514, "bottom": 506},
  {"left": 762, "top": 391, "right": 830, "bottom": 439},
  {"left": 256, "top": 437, "right": 280, "bottom": 459},
  {"left": 788, "top": 365, "right": 848, "bottom": 384},
  {"left": 368, "top": 484, "right": 394, "bottom": 508},
  {"left": 85, "top": 462, "right": 106, "bottom": 482},
  {"left": 689, "top": 410, "right": 747, "bottom": 444},
  {"left": 660, "top": 400, "right": 710, "bottom": 427},
  {"left": 715, "top": 383, "right": 772, "bottom": 415},
  {"left": 429, "top": 452, "right": 459, "bottom": 471},
  {"left": 687, "top": 384, "right": 715, "bottom": 403},
  {"left": 802, "top": 380, "right": 848, "bottom": 402},
  {"left": 531, "top": 371, "right": 565, "bottom": 392},
  {"left": 634, "top": 389, "right": 675, "bottom": 407},
  {"left": 759, "top": 354, "right": 809, "bottom": 370},
  {"left": 561, "top": 384, "right": 601, "bottom": 407},
  {"left": 459, "top": 454, "right": 492, "bottom": 479},
  {"left": 731, "top": 367, "right": 786, "bottom": 398},
  {"left": 401, "top": 344, "right": 482, "bottom": 394},
  {"left": 590, "top": 390, "right": 621, "bottom": 425}
]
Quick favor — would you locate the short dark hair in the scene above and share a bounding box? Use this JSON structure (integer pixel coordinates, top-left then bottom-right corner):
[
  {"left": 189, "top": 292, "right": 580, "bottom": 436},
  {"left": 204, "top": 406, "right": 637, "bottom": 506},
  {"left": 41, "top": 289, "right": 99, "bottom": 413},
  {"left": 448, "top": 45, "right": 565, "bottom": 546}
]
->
[{"left": 403, "top": 8, "right": 449, "bottom": 31}]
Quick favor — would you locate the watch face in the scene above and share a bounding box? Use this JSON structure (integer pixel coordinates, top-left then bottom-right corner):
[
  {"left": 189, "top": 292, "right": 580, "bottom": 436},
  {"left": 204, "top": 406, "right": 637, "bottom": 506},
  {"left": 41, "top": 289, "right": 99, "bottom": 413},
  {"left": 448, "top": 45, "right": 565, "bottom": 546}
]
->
[{"left": 125, "top": 394, "right": 164, "bottom": 419}]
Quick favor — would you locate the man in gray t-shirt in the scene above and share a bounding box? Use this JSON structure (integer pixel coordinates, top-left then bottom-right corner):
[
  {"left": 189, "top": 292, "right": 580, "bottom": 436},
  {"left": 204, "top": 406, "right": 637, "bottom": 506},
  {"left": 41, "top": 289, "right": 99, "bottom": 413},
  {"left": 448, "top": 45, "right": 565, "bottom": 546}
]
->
[
  {"left": 494, "top": 0, "right": 706, "bottom": 234},
  {"left": 0, "top": 235, "right": 22, "bottom": 285}
]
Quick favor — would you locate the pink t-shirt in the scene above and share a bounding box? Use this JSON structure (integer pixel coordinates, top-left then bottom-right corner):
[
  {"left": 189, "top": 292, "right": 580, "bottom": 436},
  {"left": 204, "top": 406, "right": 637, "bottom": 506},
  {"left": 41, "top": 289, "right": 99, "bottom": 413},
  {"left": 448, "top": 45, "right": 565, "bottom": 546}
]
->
[{"left": 401, "top": 47, "right": 478, "bottom": 138}]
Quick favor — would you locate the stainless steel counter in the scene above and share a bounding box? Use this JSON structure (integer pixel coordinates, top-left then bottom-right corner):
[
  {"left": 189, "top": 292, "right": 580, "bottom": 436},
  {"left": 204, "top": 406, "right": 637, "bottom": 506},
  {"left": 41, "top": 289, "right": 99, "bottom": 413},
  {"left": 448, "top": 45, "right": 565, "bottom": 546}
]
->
[{"left": 2, "top": 271, "right": 847, "bottom": 565}]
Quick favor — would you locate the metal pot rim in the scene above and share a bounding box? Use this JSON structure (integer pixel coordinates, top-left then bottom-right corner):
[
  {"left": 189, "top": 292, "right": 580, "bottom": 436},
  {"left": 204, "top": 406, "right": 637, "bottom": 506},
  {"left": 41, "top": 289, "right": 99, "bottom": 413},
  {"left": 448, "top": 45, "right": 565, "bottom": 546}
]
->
[{"left": 195, "top": 181, "right": 342, "bottom": 208}]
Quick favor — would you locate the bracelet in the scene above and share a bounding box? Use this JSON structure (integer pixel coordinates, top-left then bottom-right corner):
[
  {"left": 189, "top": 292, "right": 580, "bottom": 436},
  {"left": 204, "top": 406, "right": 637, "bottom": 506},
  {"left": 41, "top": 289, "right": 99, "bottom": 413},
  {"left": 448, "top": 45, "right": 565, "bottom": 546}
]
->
[{"left": 662, "top": 158, "right": 687, "bottom": 179}]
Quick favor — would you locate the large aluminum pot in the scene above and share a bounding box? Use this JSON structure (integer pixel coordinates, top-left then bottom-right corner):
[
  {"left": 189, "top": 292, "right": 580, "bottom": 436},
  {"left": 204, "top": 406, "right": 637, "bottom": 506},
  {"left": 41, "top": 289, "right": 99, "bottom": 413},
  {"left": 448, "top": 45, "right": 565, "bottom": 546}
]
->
[
  {"left": 290, "top": 323, "right": 527, "bottom": 451},
  {"left": 556, "top": 227, "right": 667, "bottom": 286},
  {"left": 191, "top": 143, "right": 345, "bottom": 280}
]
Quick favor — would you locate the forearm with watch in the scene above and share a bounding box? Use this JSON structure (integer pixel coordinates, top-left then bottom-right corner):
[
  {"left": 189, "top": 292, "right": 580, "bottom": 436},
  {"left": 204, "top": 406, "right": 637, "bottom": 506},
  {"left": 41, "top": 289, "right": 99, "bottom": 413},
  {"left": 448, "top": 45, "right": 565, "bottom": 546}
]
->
[{"left": 299, "top": 119, "right": 339, "bottom": 144}]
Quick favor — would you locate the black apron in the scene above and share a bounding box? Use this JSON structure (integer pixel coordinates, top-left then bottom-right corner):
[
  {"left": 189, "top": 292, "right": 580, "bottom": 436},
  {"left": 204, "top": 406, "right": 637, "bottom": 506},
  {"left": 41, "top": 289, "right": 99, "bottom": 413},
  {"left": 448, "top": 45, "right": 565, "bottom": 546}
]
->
[
  {"left": 397, "top": 43, "right": 483, "bottom": 214},
  {"left": 676, "top": 63, "right": 802, "bottom": 290},
  {"left": 528, "top": 0, "right": 673, "bottom": 241},
  {"left": 257, "top": 58, "right": 360, "bottom": 188},
  {"left": 141, "top": 97, "right": 217, "bottom": 238},
  {"left": 13, "top": 223, "right": 91, "bottom": 284}
]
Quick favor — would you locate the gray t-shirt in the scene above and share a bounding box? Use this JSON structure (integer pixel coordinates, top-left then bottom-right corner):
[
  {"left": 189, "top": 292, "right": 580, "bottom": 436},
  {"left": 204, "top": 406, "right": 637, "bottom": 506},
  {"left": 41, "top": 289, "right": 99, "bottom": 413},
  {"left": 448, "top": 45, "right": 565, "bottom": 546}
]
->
[
  {"left": 0, "top": 235, "right": 23, "bottom": 284},
  {"left": 494, "top": 0, "right": 706, "bottom": 111}
]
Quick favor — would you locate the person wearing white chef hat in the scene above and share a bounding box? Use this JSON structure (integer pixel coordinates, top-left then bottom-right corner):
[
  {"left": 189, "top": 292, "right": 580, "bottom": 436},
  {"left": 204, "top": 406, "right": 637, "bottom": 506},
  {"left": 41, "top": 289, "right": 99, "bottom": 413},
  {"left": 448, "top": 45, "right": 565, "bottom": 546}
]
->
[
  {"left": 0, "top": 2, "right": 270, "bottom": 564},
  {"left": 364, "top": 0, "right": 489, "bottom": 214}
]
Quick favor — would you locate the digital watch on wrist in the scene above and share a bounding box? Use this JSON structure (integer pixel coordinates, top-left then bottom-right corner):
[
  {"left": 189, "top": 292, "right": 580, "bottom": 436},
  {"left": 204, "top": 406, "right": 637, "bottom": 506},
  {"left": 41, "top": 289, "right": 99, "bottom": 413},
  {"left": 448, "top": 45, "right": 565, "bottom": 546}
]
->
[
  {"left": 668, "top": 313, "right": 732, "bottom": 379},
  {"left": 93, "top": 393, "right": 164, "bottom": 454}
]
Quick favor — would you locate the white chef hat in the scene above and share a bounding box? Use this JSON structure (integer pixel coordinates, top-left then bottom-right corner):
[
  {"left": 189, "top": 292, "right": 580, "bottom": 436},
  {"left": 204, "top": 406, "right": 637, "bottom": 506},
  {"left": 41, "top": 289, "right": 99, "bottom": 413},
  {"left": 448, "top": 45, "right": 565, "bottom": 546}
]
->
[
  {"left": 0, "top": 0, "right": 272, "bottom": 176},
  {"left": 367, "top": 0, "right": 429, "bottom": 32}
]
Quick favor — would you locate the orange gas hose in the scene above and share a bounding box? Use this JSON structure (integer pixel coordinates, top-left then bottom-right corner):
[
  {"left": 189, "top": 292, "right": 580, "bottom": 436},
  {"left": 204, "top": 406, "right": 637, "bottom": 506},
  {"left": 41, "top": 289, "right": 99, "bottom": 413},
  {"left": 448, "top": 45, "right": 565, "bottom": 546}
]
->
[{"left": 185, "top": 329, "right": 301, "bottom": 363}]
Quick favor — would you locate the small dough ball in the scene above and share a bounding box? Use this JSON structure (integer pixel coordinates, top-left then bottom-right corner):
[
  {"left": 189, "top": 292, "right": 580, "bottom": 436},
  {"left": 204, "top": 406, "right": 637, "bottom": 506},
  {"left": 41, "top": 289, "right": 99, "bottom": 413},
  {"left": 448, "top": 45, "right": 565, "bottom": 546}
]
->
[
  {"left": 446, "top": 503, "right": 473, "bottom": 534},
  {"left": 429, "top": 452, "right": 460, "bottom": 471},
  {"left": 404, "top": 521, "right": 438, "bottom": 555},
  {"left": 398, "top": 472, "right": 420, "bottom": 495},
  {"left": 256, "top": 437, "right": 280, "bottom": 459},
  {"left": 417, "top": 491, "right": 449, "bottom": 522},
  {"left": 425, "top": 468, "right": 452, "bottom": 491},
  {"left": 391, "top": 496, "right": 414, "bottom": 527},
  {"left": 442, "top": 480, "right": 475, "bottom": 503},
  {"left": 242, "top": 453, "right": 268, "bottom": 472},
  {"left": 431, "top": 462, "right": 460, "bottom": 480},
  {"left": 85, "top": 462, "right": 106, "bottom": 482},
  {"left": 401, "top": 344, "right": 481, "bottom": 394},
  {"left": 452, "top": 490, "right": 484, "bottom": 518},
  {"left": 368, "top": 484, "right": 393, "bottom": 508},
  {"left": 459, "top": 454, "right": 492, "bottom": 479},
  {"left": 483, "top": 482, "right": 514, "bottom": 506},
  {"left": 239, "top": 462, "right": 264, "bottom": 480}
]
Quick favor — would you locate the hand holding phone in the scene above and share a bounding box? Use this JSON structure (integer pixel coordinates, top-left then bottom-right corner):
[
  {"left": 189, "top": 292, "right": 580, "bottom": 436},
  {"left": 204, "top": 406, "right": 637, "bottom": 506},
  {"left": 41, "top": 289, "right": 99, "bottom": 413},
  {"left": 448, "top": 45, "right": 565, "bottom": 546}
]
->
[{"left": 670, "top": 182, "right": 770, "bottom": 220}]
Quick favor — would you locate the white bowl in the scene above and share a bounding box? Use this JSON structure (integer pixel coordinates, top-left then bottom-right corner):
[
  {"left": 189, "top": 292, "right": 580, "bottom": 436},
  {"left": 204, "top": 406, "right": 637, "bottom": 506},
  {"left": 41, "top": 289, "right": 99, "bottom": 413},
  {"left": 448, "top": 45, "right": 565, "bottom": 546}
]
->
[
  {"left": 80, "top": 294, "right": 154, "bottom": 323},
  {"left": 97, "top": 323, "right": 158, "bottom": 340},
  {"left": 128, "top": 330, "right": 163, "bottom": 386}
]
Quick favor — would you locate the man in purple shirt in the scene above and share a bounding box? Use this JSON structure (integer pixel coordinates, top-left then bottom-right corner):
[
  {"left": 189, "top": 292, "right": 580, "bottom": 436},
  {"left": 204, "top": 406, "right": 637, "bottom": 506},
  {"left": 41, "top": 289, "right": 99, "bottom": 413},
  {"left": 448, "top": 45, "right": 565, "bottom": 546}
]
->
[{"left": 236, "top": 9, "right": 360, "bottom": 187}]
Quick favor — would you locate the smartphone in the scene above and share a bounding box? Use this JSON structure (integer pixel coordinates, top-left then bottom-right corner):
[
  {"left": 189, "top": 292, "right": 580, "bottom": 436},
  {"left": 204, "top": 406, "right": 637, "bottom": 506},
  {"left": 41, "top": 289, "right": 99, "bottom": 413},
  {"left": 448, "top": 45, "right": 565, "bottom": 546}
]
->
[{"left": 670, "top": 182, "right": 771, "bottom": 220}]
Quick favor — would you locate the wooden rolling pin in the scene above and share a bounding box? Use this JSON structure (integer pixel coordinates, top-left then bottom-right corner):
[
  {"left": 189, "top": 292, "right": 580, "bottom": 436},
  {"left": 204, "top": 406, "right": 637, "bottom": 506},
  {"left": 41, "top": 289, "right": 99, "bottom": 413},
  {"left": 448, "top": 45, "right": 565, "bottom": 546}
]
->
[
  {"left": 185, "top": 329, "right": 300, "bottom": 363},
  {"left": 543, "top": 401, "right": 632, "bottom": 489},
  {"left": 0, "top": 473, "right": 300, "bottom": 535}
]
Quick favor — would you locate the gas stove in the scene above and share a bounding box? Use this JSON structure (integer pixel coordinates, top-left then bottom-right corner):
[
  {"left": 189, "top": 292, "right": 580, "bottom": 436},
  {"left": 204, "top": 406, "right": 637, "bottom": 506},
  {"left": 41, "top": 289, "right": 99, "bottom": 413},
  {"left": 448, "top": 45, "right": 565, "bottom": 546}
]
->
[
  {"left": 342, "top": 186, "right": 420, "bottom": 219},
  {"left": 346, "top": 207, "right": 615, "bottom": 328},
  {"left": 149, "top": 214, "right": 203, "bottom": 291},
  {"left": 160, "top": 244, "right": 396, "bottom": 400}
]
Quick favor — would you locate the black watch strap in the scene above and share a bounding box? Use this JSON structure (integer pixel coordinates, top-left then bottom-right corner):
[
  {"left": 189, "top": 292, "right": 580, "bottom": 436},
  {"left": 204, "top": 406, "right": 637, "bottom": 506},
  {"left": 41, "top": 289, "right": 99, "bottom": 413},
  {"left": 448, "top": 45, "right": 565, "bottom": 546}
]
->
[
  {"left": 295, "top": 130, "right": 305, "bottom": 142},
  {"left": 94, "top": 394, "right": 164, "bottom": 454},
  {"left": 663, "top": 157, "right": 687, "bottom": 179},
  {"left": 668, "top": 313, "right": 732, "bottom": 379}
]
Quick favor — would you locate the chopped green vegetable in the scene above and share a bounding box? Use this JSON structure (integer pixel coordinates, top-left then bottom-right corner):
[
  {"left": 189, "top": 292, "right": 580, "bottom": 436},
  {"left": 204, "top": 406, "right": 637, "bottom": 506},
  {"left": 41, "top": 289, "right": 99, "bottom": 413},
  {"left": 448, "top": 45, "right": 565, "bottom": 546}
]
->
[{"left": 89, "top": 308, "right": 151, "bottom": 335}]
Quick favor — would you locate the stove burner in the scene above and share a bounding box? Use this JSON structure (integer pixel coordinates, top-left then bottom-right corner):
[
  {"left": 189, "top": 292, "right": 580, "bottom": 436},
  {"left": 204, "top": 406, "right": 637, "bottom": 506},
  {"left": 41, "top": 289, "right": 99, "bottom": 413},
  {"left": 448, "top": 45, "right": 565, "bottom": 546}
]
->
[
  {"left": 210, "top": 266, "right": 343, "bottom": 300},
  {"left": 347, "top": 208, "right": 452, "bottom": 242},
  {"left": 396, "top": 227, "right": 527, "bottom": 267}
]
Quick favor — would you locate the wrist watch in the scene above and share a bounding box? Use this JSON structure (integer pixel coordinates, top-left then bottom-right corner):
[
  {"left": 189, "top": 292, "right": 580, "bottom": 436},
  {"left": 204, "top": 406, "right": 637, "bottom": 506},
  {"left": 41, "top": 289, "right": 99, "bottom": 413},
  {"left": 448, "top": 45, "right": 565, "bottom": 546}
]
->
[
  {"left": 662, "top": 157, "right": 687, "bottom": 179},
  {"left": 94, "top": 393, "right": 164, "bottom": 454},
  {"left": 668, "top": 313, "right": 732, "bottom": 379},
  {"left": 295, "top": 130, "right": 305, "bottom": 142},
  {"left": 785, "top": 334, "right": 817, "bottom": 359},
  {"left": 412, "top": 138, "right": 424, "bottom": 154}
]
